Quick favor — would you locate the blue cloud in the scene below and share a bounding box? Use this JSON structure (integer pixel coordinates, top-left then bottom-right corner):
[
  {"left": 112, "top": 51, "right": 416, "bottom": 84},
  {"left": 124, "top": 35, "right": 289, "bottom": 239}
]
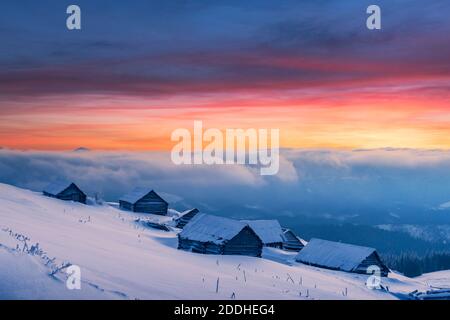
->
[{"left": 1, "top": 148, "right": 450, "bottom": 225}]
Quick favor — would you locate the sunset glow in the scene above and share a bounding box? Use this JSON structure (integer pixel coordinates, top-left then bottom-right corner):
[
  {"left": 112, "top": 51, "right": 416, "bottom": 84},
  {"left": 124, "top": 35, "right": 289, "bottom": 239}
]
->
[{"left": 0, "top": 1, "right": 449, "bottom": 151}]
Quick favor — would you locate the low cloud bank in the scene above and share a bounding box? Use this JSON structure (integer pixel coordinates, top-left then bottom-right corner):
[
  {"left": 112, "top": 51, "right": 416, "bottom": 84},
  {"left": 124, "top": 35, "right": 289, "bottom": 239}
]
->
[{"left": 1, "top": 148, "right": 450, "bottom": 224}]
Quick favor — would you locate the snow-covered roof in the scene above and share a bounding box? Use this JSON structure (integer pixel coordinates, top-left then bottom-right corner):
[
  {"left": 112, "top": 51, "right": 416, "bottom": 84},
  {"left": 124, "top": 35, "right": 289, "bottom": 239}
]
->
[
  {"left": 295, "top": 238, "right": 377, "bottom": 272},
  {"left": 119, "top": 188, "right": 167, "bottom": 204},
  {"left": 43, "top": 181, "right": 75, "bottom": 195},
  {"left": 410, "top": 289, "right": 450, "bottom": 300},
  {"left": 179, "top": 214, "right": 251, "bottom": 245},
  {"left": 158, "top": 192, "right": 182, "bottom": 204},
  {"left": 282, "top": 229, "right": 305, "bottom": 243},
  {"left": 167, "top": 208, "right": 181, "bottom": 218},
  {"left": 241, "top": 219, "right": 283, "bottom": 245},
  {"left": 176, "top": 208, "right": 199, "bottom": 219}
]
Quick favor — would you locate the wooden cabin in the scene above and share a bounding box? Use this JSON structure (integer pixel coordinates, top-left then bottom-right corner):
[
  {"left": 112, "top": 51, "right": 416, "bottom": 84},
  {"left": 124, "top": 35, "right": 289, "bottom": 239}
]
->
[
  {"left": 43, "top": 182, "right": 87, "bottom": 204},
  {"left": 119, "top": 188, "right": 168, "bottom": 215},
  {"left": 242, "top": 219, "right": 284, "bottom": 248},
  {"left": 281, "top": 228, "right": 305, "bottom": 251},
  {"left": 178, "top": 214, "right": 263, "bottom": 257},
  {"left": 175, "top": 208, "right": 199, "bottom": 228},
  {"left": 295, "top": 238, "right": 389, "bottom": 276},
  {"left": 410, "top": 289, "right": 450, "bottom": 300}
]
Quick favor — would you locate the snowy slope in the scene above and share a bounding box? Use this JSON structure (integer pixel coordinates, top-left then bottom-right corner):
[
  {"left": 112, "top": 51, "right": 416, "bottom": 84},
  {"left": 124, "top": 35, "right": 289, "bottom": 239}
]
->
[
  {"left": 0, "top": 183, "right": 442, "bottom": 300},
  {"left": 415, "top": 270, "right": 450, "bottom": 289},
  {"left": 0, "top": 248, "right": 117, "bottom": 300}
]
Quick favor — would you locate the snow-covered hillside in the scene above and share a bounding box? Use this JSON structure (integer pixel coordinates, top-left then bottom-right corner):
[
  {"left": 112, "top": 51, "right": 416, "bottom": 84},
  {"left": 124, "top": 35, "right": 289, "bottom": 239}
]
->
[
  {"left": 0, "top": 183, "right": 446, "bottom": 300},
  {"left": 415, "top": 270, "right": 450, "bottom": 289}
]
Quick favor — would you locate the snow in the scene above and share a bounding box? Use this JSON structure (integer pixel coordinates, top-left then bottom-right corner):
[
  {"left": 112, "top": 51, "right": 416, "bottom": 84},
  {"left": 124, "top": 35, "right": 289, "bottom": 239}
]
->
[
  {"left": 415, "top": 270, "right": 450, "bottom": 289},
  {"left": 119, "top": 188, "right": 162, "bottom": 204},
  {"left": 0, "top": 183, "right": 446, "bottom": 300},
  {"left": 177, "top": 208, "right": 199, "bottom": 218},
  {"left": 166, "top": 208, "right": 182, "bottom": 218},
  {"left": 242, "top": 220, "right": 284, "bottom": 245},
  {"left": 0, "top": 247, "right": 116, "bottom": 300},
  {"left": 409, "top": 288, "right": 450, "bottom": 300},
  {"left": 42, "top": 181, "right": 73, "bottom": 195},
  {"left": 295, "top": 238, "right": 378, "bottom": 272},
  {"left": 179, "top": 213, "right": 248, "bottom": 244},
  {"left": 157, "top": 192, "right": 183, "bottom": 204}
]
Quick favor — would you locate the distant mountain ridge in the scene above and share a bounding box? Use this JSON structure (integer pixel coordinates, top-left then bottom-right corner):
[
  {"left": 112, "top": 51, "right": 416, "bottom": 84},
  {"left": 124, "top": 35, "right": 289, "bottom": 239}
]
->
[{"left": 73, "top": 147, "right": 91, "bottom": 152}]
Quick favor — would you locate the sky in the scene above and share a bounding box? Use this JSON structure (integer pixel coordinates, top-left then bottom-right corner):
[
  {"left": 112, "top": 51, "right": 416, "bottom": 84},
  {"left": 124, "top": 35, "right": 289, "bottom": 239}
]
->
[{"left": 0, "top": 0, "right": 449, "bottom": 150}]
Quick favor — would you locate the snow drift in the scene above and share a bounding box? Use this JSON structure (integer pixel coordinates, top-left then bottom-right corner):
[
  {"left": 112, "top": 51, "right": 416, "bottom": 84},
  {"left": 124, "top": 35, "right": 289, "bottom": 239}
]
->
[{"left": 0, "top": 183, "right": 446, "bottom": 300}]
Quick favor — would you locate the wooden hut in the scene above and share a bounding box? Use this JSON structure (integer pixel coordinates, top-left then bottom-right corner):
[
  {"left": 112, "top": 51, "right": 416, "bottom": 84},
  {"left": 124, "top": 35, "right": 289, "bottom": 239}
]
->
[
  {"left": 178, "top": 214, "right": 263, "bottom": 257},
  {"left": 295, "top": 238, "right": 389, "bottom": 276},
  {"left": 43, "top": 182, "right": 87, "bottom": 204},
  {"left": 410, "top": 289, "right": 450, "bottom": 300},
  {"left": 281, "top": 228, "right": 305, "bottom": 251},
  {"left": 119, "top": 188, "right": 168, "bottom": 215},
  {"left": 242, "top": 219, "right": 284, "bottom": 248},
  {"left": 175, "top": 208, "right": 199, "bottom": 229}
]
